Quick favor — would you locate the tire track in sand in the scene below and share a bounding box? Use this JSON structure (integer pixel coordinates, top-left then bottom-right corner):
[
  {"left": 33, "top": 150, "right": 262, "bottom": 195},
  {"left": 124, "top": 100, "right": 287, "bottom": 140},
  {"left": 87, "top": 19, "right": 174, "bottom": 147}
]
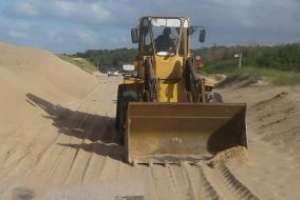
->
[
  {"left": 40, "top": 85, "right": 104, "bottom": 184},
  {"left": 203, "top": 163, "right": 260, "bottom": 200},
  {"left": 0, "top": 83, "right": 101, "bottom": 184},
  {"left": 63, "top": 113, "right": 99, "bottom": 184},
  {"left": 63, "top": 84, "right": 117, "bottom": 184},
  {"left": 0, "top": 109, "right": 71, "bottom": 183},
  {"left": 218, "top": 165, "right": 260, "bottom": 200},
  {"left": 22, "top": 85, "right": 101, "bottom": 184},
  {"left": 183, "top": 164, "right": 221, "bottom": 200},
  {"left": 79, "top": 116, "right": 117, "bottom": 184}
]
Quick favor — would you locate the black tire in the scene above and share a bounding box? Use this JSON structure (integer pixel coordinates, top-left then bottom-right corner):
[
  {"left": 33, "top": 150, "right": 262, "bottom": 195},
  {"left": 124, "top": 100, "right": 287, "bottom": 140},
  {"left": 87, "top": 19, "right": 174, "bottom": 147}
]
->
[
  {"left": 115, "top": 85, "right": 139, "bottom": 144},
  {"left": 184, "top": 59, "right": 200, "bottom": 102},
  {"left": 144, "top": 58, "right": 157, "bottom": 101},
  {"left": 115, "top": 85, "right": 124, "bottom": 130},
  {"left": 209, "top": 92, "right": 223, "bottom": 103}
]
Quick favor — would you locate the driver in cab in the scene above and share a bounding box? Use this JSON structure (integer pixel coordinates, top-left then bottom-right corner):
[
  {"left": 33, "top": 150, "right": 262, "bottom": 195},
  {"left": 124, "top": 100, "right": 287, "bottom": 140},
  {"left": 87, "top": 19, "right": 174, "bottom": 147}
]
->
[{"left": 155, "top": 27, "right": 175, "bottom": 52}]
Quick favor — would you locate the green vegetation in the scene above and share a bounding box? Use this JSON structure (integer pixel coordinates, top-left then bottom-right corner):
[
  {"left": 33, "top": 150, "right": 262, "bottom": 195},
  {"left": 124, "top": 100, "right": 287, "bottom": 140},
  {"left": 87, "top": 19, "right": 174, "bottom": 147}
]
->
[
  {"left": 66, "top": 43, "right": 300, "bottom": 85},
  {"left": 75, "top": 48, "right": 138, "bottom": 72},
  {"left": 195, "top": 43, "right": 300, "bottom": 85},
  {"left": 58, "top": 54, "right": 97, "bottom": 74},
  {"left": 204, "top": 65, "right": 300, "bottom": 85},
  {"left": 195, "top": 43, "right": 300, "bottom": 72}
]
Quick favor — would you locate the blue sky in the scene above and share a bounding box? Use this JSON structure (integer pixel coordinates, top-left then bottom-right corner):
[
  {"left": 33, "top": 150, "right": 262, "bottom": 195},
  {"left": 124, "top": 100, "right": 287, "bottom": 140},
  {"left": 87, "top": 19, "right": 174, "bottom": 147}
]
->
[{"left": 0, "top": 0, "right": 300, "bottom": 53}]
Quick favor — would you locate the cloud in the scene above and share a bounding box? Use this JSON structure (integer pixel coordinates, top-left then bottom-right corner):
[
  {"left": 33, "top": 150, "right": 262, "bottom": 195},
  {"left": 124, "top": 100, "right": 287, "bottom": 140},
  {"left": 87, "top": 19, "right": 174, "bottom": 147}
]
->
[
  {"left": 6, "top": 0, "right": 111, "bottom": 25},
  {"left": 0, "top": 0, "right": 299, "bottom": 52},
  {"left": 48, "top": 0, "right": 111, "bottom": 24},
  {"left": 8, "top": 30, "right": 28, "bottom": 39},
  {"left": 0, "top": 16, "right": 32, "bottom": 43},
  {"left": 14, "top": 1, "right": 39, "bottom": 16}
]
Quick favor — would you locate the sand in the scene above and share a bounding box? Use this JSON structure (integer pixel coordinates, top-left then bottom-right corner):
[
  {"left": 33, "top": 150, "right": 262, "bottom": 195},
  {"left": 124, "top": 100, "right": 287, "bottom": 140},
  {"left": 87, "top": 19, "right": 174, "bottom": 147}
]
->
[{"left": 0, "top": 42, "right": 299, "bottom": 199}]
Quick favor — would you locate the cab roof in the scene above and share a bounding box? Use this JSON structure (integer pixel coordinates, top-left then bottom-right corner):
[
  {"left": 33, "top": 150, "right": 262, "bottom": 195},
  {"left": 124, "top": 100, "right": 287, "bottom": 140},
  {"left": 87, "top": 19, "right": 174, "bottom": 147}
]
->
[{"left": 141, "top": 16, "right": 190, "bottom": 20}]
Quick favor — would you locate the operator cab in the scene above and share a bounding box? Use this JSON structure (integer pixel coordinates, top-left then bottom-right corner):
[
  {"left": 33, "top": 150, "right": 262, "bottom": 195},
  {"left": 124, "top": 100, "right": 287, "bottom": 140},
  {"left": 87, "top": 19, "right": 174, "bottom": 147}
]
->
[{"left": 131, "top": 17, "right": 206, "bottom": 57}]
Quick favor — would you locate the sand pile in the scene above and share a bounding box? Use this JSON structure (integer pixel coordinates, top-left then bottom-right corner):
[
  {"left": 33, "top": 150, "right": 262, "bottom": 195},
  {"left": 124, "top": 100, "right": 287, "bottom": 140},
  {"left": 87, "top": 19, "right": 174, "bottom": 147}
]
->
[
  {"left": 207, "top": 146, "right": 249, "bottom": 168},
  {"left": 1, "top": 42, "right": 299, "bottom": 199},
  {"left": 0, "top": 42, "right": 97, "bottom": 135}
]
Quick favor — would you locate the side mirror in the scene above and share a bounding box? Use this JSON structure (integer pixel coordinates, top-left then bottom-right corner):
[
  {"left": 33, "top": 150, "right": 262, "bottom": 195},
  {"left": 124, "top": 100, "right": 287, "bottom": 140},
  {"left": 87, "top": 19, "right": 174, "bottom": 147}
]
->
[
  {"left": 199, "top": 29, "right": 206, "bottom": 43},
  {"left": 131, "top": 28, "right": 139, "bottom": 44}
]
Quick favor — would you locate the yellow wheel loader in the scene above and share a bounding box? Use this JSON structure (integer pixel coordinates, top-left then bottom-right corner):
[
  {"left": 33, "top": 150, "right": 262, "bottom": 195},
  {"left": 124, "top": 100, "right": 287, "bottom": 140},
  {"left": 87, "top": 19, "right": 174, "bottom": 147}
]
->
[{"left": 116, "top": 16, "right": 247, "bottom": 165}]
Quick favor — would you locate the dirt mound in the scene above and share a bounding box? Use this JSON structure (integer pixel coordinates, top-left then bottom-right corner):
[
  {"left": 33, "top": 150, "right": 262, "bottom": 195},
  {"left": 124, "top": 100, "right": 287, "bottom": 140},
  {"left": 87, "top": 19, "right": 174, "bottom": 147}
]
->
[
  {"left": 216, "top": 74, "right": 266, "bottom": 88},
  {"left": 252, "top": 91, "right": 288, "bottom": 109},
  {"left": 0, "top": 42, "right": 97, "bottom": 135},
  {"left": 222, "top": 85, "right": 300, "bottom": 161},
  {"left": 0, "top": 42, "right": 97, "bottom": 98},
  {"left": 207, "top": 146, "right": 248, "bottom": 168}
]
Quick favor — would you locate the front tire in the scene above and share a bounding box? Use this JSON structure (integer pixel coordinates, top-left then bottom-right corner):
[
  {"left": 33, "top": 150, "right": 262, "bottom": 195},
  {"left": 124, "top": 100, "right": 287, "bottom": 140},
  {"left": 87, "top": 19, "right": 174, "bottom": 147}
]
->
[
  {"left": 115, "top": 85, "right": 139, "bottom": 144},
  {"left": 208, "top": 92, "right": 223, "bottom": 103}
]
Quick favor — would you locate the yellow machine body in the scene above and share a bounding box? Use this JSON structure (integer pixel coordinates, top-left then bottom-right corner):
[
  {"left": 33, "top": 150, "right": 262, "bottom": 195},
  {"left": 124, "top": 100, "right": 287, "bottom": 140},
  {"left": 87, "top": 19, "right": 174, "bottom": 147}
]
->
[{"left": 117, "top": 16, "right": 247, "bottom": 164}]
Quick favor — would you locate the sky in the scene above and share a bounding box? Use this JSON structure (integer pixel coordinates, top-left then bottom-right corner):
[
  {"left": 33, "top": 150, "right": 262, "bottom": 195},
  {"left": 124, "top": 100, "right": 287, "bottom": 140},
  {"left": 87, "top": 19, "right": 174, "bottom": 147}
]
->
[{"left": 0, "top": 0, "right": 300, "bottom": 53}]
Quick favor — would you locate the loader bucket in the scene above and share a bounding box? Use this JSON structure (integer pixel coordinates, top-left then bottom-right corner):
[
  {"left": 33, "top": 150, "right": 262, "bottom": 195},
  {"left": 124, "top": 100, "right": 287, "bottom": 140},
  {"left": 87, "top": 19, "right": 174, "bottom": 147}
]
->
[{"left": 125, "top": 103, "right": 247, "bottom": 164}]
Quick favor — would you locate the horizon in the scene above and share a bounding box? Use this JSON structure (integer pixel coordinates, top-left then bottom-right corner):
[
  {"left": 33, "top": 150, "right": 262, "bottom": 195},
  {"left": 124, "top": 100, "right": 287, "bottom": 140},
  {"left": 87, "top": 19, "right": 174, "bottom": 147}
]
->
[{"left": 2, "top": 40, "right": 299, "bottom": 55}]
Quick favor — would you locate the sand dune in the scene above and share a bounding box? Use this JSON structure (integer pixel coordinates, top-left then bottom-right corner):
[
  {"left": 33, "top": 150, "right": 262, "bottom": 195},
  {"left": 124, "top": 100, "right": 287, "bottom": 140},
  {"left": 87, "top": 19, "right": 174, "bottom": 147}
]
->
[
  {"left": 0, "top": 42, "right": 97, "bottom": 135},
  {"left": 0, "top": 43, "right": 299, "bottom": 199}
]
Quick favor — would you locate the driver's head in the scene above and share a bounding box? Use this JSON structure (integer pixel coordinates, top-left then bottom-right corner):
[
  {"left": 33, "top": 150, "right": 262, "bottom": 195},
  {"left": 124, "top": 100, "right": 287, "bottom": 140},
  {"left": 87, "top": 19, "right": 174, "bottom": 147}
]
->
[{"left": 163, "top": 27, "right": 171, "bottom": 36}]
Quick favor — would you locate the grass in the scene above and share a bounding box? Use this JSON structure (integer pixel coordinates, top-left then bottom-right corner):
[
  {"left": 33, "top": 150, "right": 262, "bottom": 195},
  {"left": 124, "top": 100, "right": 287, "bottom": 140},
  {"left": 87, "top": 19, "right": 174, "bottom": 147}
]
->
[
  {"left": 57, "top": 54, "right": 97, "bottom": 74},
  {"left": 203, "top": 60, "right": 300, "bottom": 85}
]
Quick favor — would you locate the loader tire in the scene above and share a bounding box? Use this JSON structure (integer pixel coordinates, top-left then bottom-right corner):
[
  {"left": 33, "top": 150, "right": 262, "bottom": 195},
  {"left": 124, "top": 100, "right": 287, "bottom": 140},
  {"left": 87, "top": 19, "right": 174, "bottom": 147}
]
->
[
  {"left": 115, "top": 85, "right": 139, "bottom": 144},
  {"left": 209, "top": 92, "right": 223, "bottom": 103},
  {"left": 184, "top": 59, "right": 200, "bottom": 102},
  {"left": 144, "top": 58, "right": 156, "bottom": 101},
  {"left": 115, "top": 85, "right": 123, "bottom": 130}
]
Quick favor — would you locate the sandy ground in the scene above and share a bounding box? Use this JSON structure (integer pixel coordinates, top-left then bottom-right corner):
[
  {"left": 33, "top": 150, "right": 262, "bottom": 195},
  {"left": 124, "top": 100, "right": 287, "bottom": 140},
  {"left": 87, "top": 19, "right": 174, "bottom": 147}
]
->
[{"left": 0, "top": 43, "right": 299, "bottom": 199}]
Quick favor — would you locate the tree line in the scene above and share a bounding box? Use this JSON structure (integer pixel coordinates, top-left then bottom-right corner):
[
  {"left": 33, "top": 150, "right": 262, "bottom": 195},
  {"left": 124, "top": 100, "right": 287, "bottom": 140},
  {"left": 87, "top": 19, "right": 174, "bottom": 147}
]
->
[
  {"left": 72, "top": 43, "right": 300, "bottom": 72},
  {"left": 195, "top": 43, "right": 300, "bottom": 72},
  {"left": 75, "top": 48, "right": 138, "bottom": 72}
]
